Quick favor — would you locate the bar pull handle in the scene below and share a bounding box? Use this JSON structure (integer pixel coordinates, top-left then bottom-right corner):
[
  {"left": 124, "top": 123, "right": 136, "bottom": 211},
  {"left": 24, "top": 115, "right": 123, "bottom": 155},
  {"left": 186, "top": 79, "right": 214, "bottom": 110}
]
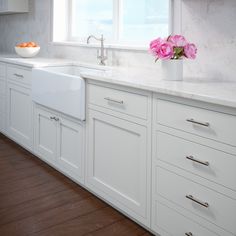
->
[
  {"left": 14, "top": 73, "right": 24, "bottom": 78},
  {"left": 186, "top": 156, "right": 209, "bottom": 166},
  {"left": 104, "top": 97, "right": 124, "bottom": 104},
  {"left": 50, "top": 116, "right": 59, "bottom": 122},
  {"left": 186, "top": 195, "right": 209, "bottom": 208},
  {"left": 186, "top": 118, "right": 209, "bottom": 127},
  {"left": 185, "top": 232, "right": 193, "bottom": 236}
]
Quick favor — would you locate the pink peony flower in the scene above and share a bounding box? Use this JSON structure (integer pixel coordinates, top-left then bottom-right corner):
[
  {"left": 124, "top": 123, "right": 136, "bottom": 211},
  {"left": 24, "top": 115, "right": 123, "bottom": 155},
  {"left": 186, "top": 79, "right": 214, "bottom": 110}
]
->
[
  {"left": 184, "top": 43, "right": 197, "bottom": 59},
  {"left": 149, "top": 35, "right": 197, "bottom": 61},
  {"left": 158, "top": 42, "right": 174, "bottom": 60},
  {"left": 149, "top": 37, "right": 163, "bottom": 55},
  {"left": 168, "top": 35, "right": 187, "bottom": 47}
]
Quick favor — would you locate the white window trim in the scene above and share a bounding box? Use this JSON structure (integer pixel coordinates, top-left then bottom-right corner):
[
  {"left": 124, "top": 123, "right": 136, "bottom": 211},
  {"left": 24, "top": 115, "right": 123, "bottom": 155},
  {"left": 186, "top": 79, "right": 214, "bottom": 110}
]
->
[{"left": 51, "top": 0, "right": 182, "bottom": 51}]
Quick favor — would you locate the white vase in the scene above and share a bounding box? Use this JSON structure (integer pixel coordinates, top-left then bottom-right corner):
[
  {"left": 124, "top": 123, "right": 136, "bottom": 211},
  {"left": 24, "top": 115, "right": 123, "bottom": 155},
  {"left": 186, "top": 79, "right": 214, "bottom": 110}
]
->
[{"left": 162, "top": 59, "right": 183, "bottom": 81}]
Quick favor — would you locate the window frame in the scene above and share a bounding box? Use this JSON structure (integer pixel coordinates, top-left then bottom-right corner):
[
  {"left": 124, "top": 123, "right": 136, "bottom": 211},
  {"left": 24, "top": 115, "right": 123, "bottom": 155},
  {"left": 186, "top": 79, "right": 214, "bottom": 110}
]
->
[{"left": 52, "top": 0, "right": 181, "bottom": 51}]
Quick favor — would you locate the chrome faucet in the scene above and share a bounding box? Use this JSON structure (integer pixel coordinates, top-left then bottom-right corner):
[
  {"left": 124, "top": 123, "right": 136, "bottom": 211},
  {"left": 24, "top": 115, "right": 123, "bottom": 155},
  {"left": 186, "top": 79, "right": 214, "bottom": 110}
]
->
[{"left": 87, "top": 34, "right": 107, "bottom": 66}]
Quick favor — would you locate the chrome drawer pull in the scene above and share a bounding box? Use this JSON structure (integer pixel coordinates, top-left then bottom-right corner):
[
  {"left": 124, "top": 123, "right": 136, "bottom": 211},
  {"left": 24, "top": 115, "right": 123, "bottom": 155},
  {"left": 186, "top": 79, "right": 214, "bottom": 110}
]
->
[
  {"left": 14, "top": 73, "right": 24, "bottom": 78},
  {"left": 186, "top": 118, "right": 210, "bottom": 127},
  {"left": 186, "top": 156, "right": 209, "bottom": 166},
  {"left": 104, "top": 97, "right": 124, "bottom": 104},
  {"left": 186, "top": 195, "right": 209, "bottom": 208},
  {"left": 185, "top": 233, "right": 193, "bottom": 236},
  {"left": 50, "top": 117, "right": 59, "bottom": 122}
]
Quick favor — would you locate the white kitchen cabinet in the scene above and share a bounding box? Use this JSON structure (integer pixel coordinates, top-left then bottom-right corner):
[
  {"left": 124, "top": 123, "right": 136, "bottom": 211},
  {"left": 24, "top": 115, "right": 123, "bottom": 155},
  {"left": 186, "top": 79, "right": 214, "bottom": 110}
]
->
[
  {"left": 57, "top": 115, "right": 85, "bottom": 182},
  {"left": 34, "top": 106, "right": 57, "bottom": 165},
  {"left": 0, "top": 0, "right": 28, "bottom": 14},
  {"left": 34, "top": 105, "right": 85, "bottom": 184},
  {"left": 86, "top": 82, "right": 151, "bottom": 227},
  {"left": 152, "top": 95, "right": 236, "bottom": 236},
  {"left": 7, "top": 82, "right": 33, "bottom": 150},
  {"left": 3, "top": 59, "right": 236, "bottom": 236}
]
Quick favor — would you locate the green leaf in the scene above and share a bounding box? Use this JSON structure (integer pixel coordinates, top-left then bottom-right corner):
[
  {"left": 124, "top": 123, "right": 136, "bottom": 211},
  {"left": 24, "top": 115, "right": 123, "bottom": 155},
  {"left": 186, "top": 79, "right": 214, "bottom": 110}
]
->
[
  {"left": 174, "top": 47, "right": 183, "bottom": 55},
  {"left": 174, "top": 47, "right": 184, "bottom": 59}
]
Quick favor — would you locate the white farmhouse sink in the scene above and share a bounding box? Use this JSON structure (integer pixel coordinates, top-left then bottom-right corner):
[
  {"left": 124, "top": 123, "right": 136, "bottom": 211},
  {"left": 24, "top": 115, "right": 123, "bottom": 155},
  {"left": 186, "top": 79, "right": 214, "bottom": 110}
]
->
[{"left": 32, "top": 65, "right": 108, "bottom": 121}]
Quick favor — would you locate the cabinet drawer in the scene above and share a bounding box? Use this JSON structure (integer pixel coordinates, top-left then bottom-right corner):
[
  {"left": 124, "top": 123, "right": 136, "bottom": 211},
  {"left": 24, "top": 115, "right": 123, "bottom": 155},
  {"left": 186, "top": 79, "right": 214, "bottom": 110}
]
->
[
  {"left": 0, "top": 63, "right": 6, "bottom": 78},
  {"left": 156, "top": 131, "right": 236, "bottom": 191},
  {"left": 7, "top": 66, "right": 31, "bottom": 86},
  {"left": 88, "top": 84, "right": 148, "bottom": 119},
  {"left": 156, "top": 166, "right": 236, "bottom": 234},
  {"left": 153, "top": 201, "right": 218, "bottom": 236},
  {"left": 156, "top": 99, "right": 236, "bottom": 146}
]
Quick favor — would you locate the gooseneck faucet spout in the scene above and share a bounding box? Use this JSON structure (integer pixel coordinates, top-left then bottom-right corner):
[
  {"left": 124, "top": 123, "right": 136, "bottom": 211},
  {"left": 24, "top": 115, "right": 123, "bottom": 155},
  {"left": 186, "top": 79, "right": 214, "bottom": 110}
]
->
[{"left": 87, "top": 34, "right": 107, "bottom": 66}]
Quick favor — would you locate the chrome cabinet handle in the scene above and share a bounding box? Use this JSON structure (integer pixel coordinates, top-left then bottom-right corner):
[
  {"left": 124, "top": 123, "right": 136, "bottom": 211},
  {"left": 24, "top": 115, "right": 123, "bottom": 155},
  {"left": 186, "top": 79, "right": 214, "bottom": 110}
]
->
[
  {"left": 186, "top": 118, "right": 210, "bottom": 127},
  {"left": 50, "top": 116, "right": 59, "bottom": 121},
  {"left": 14, "top": 73, "right": 24, "bottom": 78},
  {"left": 186, "top": 195, "right": 209, "bottom": 208},
  {"left": 185, "top": 233, "right": 193, "bottom": 236},
  {"left": 104, "top": 97, "right": 124, "bottom": 104},
  {"left": 186, "top": 156, "right": 209, "bottom": 166}
]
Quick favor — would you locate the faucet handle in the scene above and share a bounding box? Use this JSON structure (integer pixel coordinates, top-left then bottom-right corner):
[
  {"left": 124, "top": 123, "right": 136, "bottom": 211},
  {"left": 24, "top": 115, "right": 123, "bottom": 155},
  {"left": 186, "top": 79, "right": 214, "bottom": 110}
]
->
[{"left": 97, "top": 49, "right": 108, "bottom": 60}]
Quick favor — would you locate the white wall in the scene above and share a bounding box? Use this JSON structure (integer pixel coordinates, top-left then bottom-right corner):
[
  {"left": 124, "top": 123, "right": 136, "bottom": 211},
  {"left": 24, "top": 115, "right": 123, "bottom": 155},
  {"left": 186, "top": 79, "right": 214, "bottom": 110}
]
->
[
  {"left": 0, "top": 0, "right": 51, "bottom": 55},
  {"left": 0, "top": 0, "right": 235, "bottom": 81},
  {"left": 182, "top": 0, "right": 236, "bottom": 81}
]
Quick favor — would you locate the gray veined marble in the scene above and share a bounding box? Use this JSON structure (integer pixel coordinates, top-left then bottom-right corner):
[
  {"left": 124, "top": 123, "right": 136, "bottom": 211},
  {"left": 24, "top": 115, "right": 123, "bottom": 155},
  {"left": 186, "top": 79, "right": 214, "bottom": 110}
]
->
[{"left": 1, "top": 54, "right": 236, "bottom": 110}]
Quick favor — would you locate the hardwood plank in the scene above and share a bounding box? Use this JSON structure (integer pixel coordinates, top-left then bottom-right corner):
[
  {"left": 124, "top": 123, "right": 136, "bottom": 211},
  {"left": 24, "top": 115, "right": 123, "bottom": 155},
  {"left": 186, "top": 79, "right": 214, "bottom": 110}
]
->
[
  {"left": 0, "top": 148, "right": 21, "bottom": 158},
  {"left": 0, "top": 167, "right": 73, "bottom": 195},
  {"left": 85, "top": 218, "right": 147, "bottom": 236},
  {"left": 0, "top": 151, "right": 37, "bottom": 163},
  {"left": 32, "top": 207, "right": 125, "bottom": 236},
  {"left": 0, "top": 196, "right": 106, "bottom": 236},
  {"left": 0, "top": 164, "right": 57, "bottom": 183},
  {"left": 0, "top": 152, "right": 50, "bottom": 165},
  {"left": 0, "top": 178, "right": 74, "bottom": 209},
  {"left": 0, "top": 187, "right": 91, "bottom": 225}
]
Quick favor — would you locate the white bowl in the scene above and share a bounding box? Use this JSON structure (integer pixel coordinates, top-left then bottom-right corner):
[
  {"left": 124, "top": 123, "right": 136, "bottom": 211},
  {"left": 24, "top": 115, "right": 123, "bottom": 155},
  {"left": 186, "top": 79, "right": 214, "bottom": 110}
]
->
[{"left": 15, "top": 47, "right": 40, "bottom": 58}]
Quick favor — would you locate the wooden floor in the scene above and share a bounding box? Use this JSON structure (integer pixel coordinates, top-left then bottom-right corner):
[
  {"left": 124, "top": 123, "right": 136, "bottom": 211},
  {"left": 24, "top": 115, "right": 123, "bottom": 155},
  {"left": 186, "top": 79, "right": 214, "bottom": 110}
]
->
[{"left": 0, "top": 133, "right": 153, "bottom": 236}]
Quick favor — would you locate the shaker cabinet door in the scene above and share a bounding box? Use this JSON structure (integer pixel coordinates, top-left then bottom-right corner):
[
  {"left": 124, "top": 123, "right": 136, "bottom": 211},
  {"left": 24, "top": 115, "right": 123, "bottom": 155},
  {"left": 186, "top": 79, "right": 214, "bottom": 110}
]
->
[
  {"left": 34, "top": 106, "right": 57, "bottom": 165},
  {"left": 57, "top": 117, "right": 85, "bottom": 184},
  {"left": 7, "top": 83, "right": 32, "bottom": 150},
  {"left": 87, "top": 109, "right": 150, "bottom": 226}
]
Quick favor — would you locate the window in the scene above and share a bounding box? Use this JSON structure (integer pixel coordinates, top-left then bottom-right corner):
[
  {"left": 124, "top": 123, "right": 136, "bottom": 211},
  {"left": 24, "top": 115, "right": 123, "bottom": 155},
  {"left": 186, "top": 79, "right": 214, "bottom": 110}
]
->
[
  {"left": 53, "top": 0, "right": 170, "bottom": 48},
  {"left": 70, "top": 0, "right": 114, "bottom": 40}
]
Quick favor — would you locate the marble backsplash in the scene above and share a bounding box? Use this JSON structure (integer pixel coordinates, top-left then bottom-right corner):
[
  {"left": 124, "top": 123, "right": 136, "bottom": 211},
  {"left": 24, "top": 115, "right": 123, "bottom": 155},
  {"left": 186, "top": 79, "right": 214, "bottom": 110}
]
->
[{"left": 0, "top": 0, "right": 235, "bottom": 81}]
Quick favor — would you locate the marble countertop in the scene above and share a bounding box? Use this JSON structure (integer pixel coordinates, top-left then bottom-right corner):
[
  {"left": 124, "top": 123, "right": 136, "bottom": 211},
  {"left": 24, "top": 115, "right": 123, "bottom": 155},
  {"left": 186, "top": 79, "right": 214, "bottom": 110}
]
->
[
  {"left": 0, "top": 54, "right": 74, "bottom": 68},
  {"left": 1, "top": 54, "right": 236, "bottom": 109},
  {"left": 81, "top": 69, "right": 236, "bottom": 109}
]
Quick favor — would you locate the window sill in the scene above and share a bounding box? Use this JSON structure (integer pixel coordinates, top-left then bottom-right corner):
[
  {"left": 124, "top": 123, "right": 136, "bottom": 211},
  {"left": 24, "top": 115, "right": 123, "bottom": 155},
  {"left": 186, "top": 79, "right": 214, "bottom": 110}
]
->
[{"left": 50, "top": 41, "right": 148, "bottom": 52}]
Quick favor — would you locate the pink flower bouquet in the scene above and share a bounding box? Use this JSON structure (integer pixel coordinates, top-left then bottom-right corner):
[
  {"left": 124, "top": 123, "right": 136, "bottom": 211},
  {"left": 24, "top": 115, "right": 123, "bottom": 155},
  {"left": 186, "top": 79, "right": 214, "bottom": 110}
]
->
[{"left": 149, "top": 35, "right": 197, "bottom": 61}]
